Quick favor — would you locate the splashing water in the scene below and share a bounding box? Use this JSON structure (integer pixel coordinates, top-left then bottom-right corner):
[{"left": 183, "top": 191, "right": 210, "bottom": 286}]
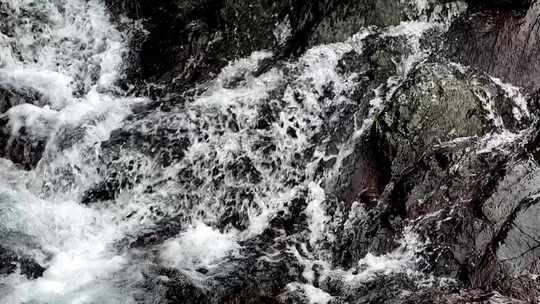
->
[
  {"left": 0, "top": 0, "right": 145, "bottom": 303},
  {"left": 1, "top": 0, "right": 518, "bottom": 302}
]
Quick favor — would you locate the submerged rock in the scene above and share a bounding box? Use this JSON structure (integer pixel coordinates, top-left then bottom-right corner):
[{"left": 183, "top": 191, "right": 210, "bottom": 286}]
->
[
  {"left": 0, "top": 86, "right": 49, "bottom": 169},
  {"left": 0, "top": 245, "right": 45, "bottom": 279},
  {"left": 0, "top": 116, "right": 47, "bottom": 170}
]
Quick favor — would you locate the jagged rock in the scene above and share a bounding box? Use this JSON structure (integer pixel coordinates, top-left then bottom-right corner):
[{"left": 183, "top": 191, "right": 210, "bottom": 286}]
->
[
  {"left": 147, "top": 267, "right": 211, "bottom": 304},
  {"left": 0, "top": 86, "right": 49, "bottom": 169},
  {"left": 0, "top": 118, "right": 47, "bottom": 170},
  {"left": 103, "top": 0, "right": 432, "bottom": 91},
  {"left": 332, "top": 273, "right": 440, "bottom": 304},
  {"left": 382, "top": 62, "right": 513, "bottom": 171},
  {"left": 0, "top": 245, "right": 45, "bottom": 279},
  {"left": 0, "top": 86, "right": 43, "bottom": 114},
  {"left": 330, "top": 201, "right": 402, "bottom": 269},
  {"left": 211, "top": 234, "right": 304, "bottom": 304},
  {"left": 309, "top": 0, "right": 418, "bottom": 45},
  {"left": 104, "top": 0, "right": 289, "bottom": 86},
  {"left": 327, "top": 34, "right": 409, "bottom": 203},
  {"left": 128, "top": 215, "right": 185, "bottom": 248}
]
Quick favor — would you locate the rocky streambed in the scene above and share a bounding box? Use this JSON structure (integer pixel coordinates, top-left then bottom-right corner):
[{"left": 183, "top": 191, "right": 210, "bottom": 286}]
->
[{"left": 1, "top": 0, "right": 540, "bottom": 303}]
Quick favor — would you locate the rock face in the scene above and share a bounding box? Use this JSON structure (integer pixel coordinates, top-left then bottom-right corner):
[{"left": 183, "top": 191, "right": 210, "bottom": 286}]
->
[
  {"left": 104, "top": 0, "right": 289, "bottom": 87},
  {"left": 102, "top": 0, "right": 428, "bottom": 92},
  {"left": 446, "top": 0, "right": 540, "bottom": 92}
]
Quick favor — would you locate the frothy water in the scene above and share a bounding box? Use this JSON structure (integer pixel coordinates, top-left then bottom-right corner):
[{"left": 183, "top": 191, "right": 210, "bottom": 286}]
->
[
  {"left": 0, "top": 0, "right": 519, "bottom": 302},
  {"left": 160, "top": 222, "right": 240, "bottom": 273},
  {"left": 0, "top": 0, "right": 143, "bottom": 302}
]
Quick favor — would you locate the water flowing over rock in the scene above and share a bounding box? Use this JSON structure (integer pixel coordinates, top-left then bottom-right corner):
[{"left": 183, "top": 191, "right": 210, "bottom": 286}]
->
[{"left": 1, "top": 0, "right": 540, "bottom": 303}]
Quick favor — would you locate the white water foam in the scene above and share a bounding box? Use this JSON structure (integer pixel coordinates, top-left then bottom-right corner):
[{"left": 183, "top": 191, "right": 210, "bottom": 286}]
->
[
  {"left": 0, "top": 0, "right": 146, "bottom": 303},
  {"left": 0, "top": 0, "right": 477, "bottom": 302},
  {"left": 286, "top": 283, "right": 333, "bottom": 304},
  {"left": 160, "top": 222, "right": 240, "bottom": 272}
]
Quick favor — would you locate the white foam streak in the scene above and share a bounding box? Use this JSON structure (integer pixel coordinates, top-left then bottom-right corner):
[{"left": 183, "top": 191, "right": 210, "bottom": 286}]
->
[
  {"left": 0, "top": 68, "right": 73, "bottom": 108},
  {"left": 491, "top": 76, "right": 530, "bottom": 122},
  {"left": 0, "top": 0, "right": 143, "bottom": 302},
  {"left": 306, "top": 182, "right": 329, "bottom": 248},
  {"left": 1, "top": 0, "right": 126, "bottom": 100},
  {"left": 287, "top": 283, "right": 333, "bottom": 304},
  {"left": 344, "top": 230, "right": 423, "bottom": 283},
  {"left": 160, "top": 222, "right": 240, "bottom": 271}
]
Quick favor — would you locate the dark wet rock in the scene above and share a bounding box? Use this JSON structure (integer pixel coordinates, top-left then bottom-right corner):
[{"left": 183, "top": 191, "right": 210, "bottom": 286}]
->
[
  {"left": 0, "top": 245, "right": 45, "bottom": 279},
  {"left": 129, "top": 215, "right": 185, "bottom": 248},
  {"left": 341, "top": 125, "right": 393, "bottom": 206},
  {"left": 380, "top": 61, "right": 529, "bottom": 173},
  {"left": 318, "top": 52, "right": 527, "bottom": 273},
  {"left": 378, "top": 124, "right": 540, "bottom": 298},
  {"left": 0, "top": 246, "right": 19, "bottom": 276},
  {"left": 104, "top": 0, "right": 289, "bottom": 86},
  {"left": 309, "top": 0, "right": 415, "bottom": 45},
  {"left": 0, "top": 86, "right": 43, "bottom": 114},
  {"left": 102, "top": 127, "right": 191, "bottom": 168},
  {"left": 446, "top": 1, "right": 540, "bottom": 92},
  {"left": 465, "top": 0, "right": 532, "bottom": 10},
  {"left": 341, "top": 274, "right": 435, "bottom": 304},
  {"left": 331, "top": 201, "right": 403, "bottom": 269},
  {"left": 414, "top": 206, "right": 476, "bottom": 281},
  {"left": 494, "top": 272, "right": 540, "bottom": 303},
  {"left": 437, "top": 290, "right": 529, "bottom": 304},
  {"left": 148, "top": 267, "right": 211, "bottom": 304},
  {"left": 325, "top": 35, "right": 409, "bottom": 202},
  {"left": 0, "top": 122, "right": 47, "bottom": 170},
  {"left": 103, "top": 0, "right": 431, "bottom": 92},
  {"left": 81, "top": 177, "right": 126, "bottom": 205},
  {"left": 268, "top": 195, "right": 309, "bottom": 236},
  {"left": 0, "top": 86, "right": 49, "bottom": 169},
  {"left": 210, "top": 237, "right": 303, "bottom": 304}
]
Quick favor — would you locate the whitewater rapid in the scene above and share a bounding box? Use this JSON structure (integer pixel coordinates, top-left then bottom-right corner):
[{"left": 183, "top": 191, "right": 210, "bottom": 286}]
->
[
  {"left": 0, "top": 0, "right": 502, "bottom": 303},
  {"left": 0, "top": 0, "right": 145, "bottom": 302}
]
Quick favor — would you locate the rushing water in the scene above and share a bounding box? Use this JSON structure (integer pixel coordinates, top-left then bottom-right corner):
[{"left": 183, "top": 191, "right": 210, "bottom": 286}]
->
[{"left": 1, "top": 0, "right": 530, "bottom": 303}]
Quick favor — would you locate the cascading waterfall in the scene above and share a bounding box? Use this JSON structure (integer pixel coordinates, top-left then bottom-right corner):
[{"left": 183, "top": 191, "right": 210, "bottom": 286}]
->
[
  {"left": 1, "top": 0, "right": 538, "bottom": 303},
  {"left": 0, "top": 0, "right": 146, "bottom": 302}
]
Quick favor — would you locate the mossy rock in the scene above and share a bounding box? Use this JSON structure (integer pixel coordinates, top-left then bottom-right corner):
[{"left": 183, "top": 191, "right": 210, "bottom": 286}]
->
[{"left": 389, "top": 63, "right": 488, "bottom": 149}]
